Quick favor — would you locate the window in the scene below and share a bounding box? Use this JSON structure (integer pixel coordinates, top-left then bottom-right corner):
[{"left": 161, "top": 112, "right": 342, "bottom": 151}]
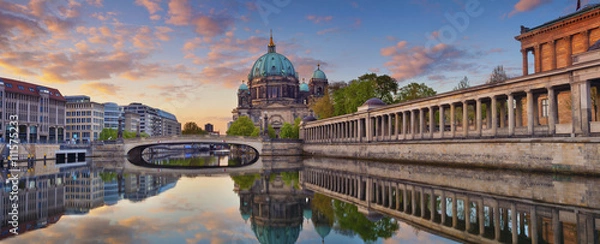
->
[
  {"left": 5, "top": 83, "right": 12, "bottom": 88},
  {"left": 17, "top": 85, "right": 24, "bottom": 90},
  {"left": 541, "top": 99, "right": 548, "bottom": 118},
  {"left": 29, "top": 88, "right": 34, "bottom": 92}
]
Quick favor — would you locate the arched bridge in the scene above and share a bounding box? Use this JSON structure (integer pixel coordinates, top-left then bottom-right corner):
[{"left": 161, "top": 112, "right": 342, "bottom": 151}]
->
[{"left": 123, "top": 135, "right": 264, "bottom": 156}]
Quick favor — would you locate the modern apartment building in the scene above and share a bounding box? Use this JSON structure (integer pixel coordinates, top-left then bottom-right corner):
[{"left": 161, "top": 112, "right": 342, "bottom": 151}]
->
[
  {"left": 122, "top": 103, "right": 180, "bottom": 136},
  {"left": 65, "top": 96, "right": 104, "bottom": 142},
  {"left": 102, "top": 102, "right": 120, "bottom": 130},
  {"left": 0, "top": 77, "right": 66, "bottom": 143}
]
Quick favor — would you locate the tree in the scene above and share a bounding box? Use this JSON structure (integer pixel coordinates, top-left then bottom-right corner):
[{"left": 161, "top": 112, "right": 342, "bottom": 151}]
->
[
  {"left": 333, "top": 78, "right": 376, "bottom": 115},
  {"left": 182, "top": 122, "right": 206, "bottom": 135},
  {"left": 227, "top": 116, "right": 257, "bottom": 137},
  {"left": 453, "top": 76, "right": 470, "bottom": 91},
  {"left": 99, "top": 128, "right": 149, "bottom": 140},
  {"left": 487, "top": 65, "right": 509, "bottom": 84},
  {"left": 372, "top": 74, "right": 398, "bottom": 104},
  {"left": 395, "top": 82, "right": 437, "bottom": 103},
  {"left": 311, "top": 89, "right": 334, "bottom": 119},
  {"left": 267, "top": 124, "right": 276, "bottom": 138},
  {"left": 279, "top": 118, "right": 301, "bottom": 139}
]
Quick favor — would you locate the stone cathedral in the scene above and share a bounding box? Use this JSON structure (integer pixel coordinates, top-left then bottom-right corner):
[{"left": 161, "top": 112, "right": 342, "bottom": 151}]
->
[{"left": 231, "top": 34, "right": 328, "bottom": 133}]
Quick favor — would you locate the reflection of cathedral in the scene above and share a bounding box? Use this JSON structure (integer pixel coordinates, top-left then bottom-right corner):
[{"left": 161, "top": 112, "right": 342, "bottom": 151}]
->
[
  {"left": 232, "top": 33, "right": 329, "bottom": 133},
  {"left": 234, "top": 171, "right": 308, "bottom": 244}
]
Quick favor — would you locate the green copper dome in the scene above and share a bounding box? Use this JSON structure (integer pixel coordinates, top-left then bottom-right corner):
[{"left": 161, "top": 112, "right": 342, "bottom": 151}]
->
[
  {"left": 239, "top": 83, "right": 248, "bottom": 90},
  {"left": 299, "top": 82, "right": 309, "bottom": 92},
  {"left": 248, "top": 35, "right": 297, "bottom": 81},
  {"left": 312, "top": 65, "right": 326, "bottom": 79}
]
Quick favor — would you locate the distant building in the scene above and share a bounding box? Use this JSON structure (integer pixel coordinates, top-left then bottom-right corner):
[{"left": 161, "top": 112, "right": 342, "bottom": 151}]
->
[
  {"left": 103, "top": 102, "right": 121, "bottom": 130},
  {"left": 205, "top": 123, "right": 214, "bottom": 132},
  {"left": 123, "top": 111, "right": 140, "bottom": 133},
  {"left": 65, "top": 95, "right": 104, "bottom": 142},
  {"left": 64, "top": 169, "right": 104, "bottom": 214},
  {"left": 122, "top": 103, "right": 180, "bottom": 136},
  {"left": 0, "top": 77, "right": 66, "bottom": 143}
]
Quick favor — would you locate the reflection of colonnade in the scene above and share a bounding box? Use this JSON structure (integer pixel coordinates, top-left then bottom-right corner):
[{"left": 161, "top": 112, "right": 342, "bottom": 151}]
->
[{"left": 302, "top": 168, "right": 600, "bottom": 243}]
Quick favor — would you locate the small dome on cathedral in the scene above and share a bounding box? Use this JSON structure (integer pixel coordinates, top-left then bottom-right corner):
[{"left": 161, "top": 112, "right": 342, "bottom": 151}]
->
[
  {"left": 589, "top": 39, "right": 600, "bottom": 51},
  {"left": 239, "top": 82, "right": 248, "bottom": 90},
  {"left": 312, "top": 64, "right": 327, "bottom": 79},
  {"left": 299, "top": 82, "right": 309, "bottom": 92}
]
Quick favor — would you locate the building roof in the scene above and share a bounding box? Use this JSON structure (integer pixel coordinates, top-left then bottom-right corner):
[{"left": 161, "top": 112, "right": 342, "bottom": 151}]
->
[
  {"left": 0, "top": 77, "right": 66, "bottom": 101},
  {"left": 520, "top": 4, "right": 600, "bottom": 34},
  {"left": 247, "top": 36, "right": 298, "bottom": 81},
  {"left": 312, "top": 64, "right": 327, "bottom": 79},
  {"left": 299, "top": 82, "right": 309, "bottom": 92}
]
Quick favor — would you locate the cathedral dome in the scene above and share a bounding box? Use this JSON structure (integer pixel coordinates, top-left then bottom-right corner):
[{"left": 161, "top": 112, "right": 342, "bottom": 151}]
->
[
  {"left": 312, "top": 65, "right": 326, "bottom": 79},
  {"left": 248, "top": 35, "right": 297, "bottom": 81},
  {"left": 299, "top": 82, "right": 309, "bottom": 92},
  {"left": 239, "top": 83, "right": 248, "bottom": 90}
]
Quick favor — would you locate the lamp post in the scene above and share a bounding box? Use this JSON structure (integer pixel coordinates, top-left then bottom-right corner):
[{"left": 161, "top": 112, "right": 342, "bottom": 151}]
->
[{"left": 263, "top": 112, "right": 269, "bottom": 137}]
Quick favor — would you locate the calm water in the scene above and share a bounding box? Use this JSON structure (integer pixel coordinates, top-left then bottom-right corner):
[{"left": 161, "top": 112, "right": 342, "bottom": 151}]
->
[{"left": 2, "top": 152, "right": 599, "bottom": 244}]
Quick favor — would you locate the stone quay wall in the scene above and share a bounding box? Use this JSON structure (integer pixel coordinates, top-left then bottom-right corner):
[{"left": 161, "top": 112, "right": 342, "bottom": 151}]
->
[{"left": 303, "top": 138, "right": 600, "bottom": 175}]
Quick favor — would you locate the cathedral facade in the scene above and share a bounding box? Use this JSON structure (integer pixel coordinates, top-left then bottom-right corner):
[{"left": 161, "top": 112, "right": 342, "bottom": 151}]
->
[{"left": 232, "top": 35, "right": 328, "bottom": 133}]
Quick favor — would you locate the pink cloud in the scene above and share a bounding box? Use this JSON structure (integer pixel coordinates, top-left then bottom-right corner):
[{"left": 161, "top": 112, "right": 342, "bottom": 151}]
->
[
  {"left": 87, "top": 0, "right": 103, "bottom": 7},
  {"left": 81, "top": 82, "right": 122, "bottom": 95},
  {"left": 135, "top": 0, "right": 162, "bottom": 20},
  {"left": 306, "top": 15, "right": 333, "bottom": 24},
  {"left": 509, "top": 0, "right": 551, "bottom": 17},
  {"left": 166, "top": 0, "right": 191, "bottom": 25}
]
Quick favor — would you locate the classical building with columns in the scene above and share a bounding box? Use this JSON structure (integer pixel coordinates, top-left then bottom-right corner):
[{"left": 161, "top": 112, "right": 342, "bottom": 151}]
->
[
  {"left": 232, "top": 34, "right": 328, "bottom": 134},
  {"left": 516, "top": 4, "right": 600, "bottom": 75},
  {"left": 0, "top": 77, "right": 66, "bottom": 143},
  {"left": 301, "top": 6, "right": 600, "bottom": 143}
]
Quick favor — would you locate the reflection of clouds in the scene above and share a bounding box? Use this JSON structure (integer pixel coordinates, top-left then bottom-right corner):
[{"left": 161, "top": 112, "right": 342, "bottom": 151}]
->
[
  {"left": 148, "top": 193, "right": 196, "bottom": 213},
  {"left": 384, "top": 222, "right": 458, "bottom": 244}
]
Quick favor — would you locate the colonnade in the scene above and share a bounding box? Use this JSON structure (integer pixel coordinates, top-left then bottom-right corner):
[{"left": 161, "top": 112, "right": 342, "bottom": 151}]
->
[
  {"left": 303, "top": 167, "right": 600, "bottom": 243},
  {"left": 302, "top": 75, "right": 600, "bottom": 143}
]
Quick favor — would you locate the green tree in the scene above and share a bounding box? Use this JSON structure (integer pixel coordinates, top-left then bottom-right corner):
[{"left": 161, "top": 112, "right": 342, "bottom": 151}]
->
[
  {"left": 373, "top": 74, "right": 398, "bottom": 104},
  {"left": 231, "top": 174, "right": 261, "bottom": 190},
  {"left": 99, "top": 128, "right": 149, "bottom": 140},
  {"left": 267, "top": 124, "right": 276, "bottom": 138},
  {"left": 227, "top": 116, "right": 257, "bottom": 136},
  {"left": 182, "top": 122, "right": 206, "bottom": 135},
  {"left": 395, "top": 82, "right": 437, "bottom": 103},
  {"left": 333, "top": 78, "right": 376, "bottom": 115},
  {"left": 453, "top": 76, "right": 470, "bottom": 91},
  {"left": 487, "top": 65, "right": 509, "bottom": 84},
  {"left": 279, "top": 118, "right": 301, "bottom": 139},
  {"left": 333, "top": 200, "right": 400, "bottom": 242},
  {"left": 311, "top": 89, "right": 335, "bottom": 119}
]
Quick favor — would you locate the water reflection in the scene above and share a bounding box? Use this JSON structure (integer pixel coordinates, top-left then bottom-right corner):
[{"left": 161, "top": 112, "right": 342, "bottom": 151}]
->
[{"left": 1, "top": 154, "right": 598, "bottom": 243}]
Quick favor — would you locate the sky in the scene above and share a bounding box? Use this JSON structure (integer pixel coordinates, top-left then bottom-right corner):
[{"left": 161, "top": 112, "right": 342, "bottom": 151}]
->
[{"left": 0, "top": 0, "right": 598, "bottom": 132}]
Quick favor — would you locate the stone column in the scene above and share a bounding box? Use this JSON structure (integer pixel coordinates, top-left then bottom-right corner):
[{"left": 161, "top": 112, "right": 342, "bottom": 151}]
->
[
  {"left": 465, "top": 197, "right": 471, "bottom": 233},
  {"left": 580, "top": 80, "right": 592, "bottom": 136},
  {"left": 396, "top": 184, "right": 401, "bottom": 210},
  {"left": 491, "top": 96, "right": 498, "bottom": 136},
  {"left": 450, "top": 103, "right": 456, "bottom": 138},
  {"left": 508, "top": 94, "right": 515, "bottom": 136},
  {"left": 429, "top": 190, "right": 436, "bottom": 221},
  {"left": 521, "top": 49, "right": 529, "bottom": 76},
  {"left": 516, "top": 97, "right": 523, "bottom": 127},
  {"left": 429, "top": 107, "right": 435, "bottom": 138},
  {"left": 395, "top": 112, "right": 400, "bottom": 140},
  {"left": 439, "top": 105, "right": 445, "bottom": 138},
  {"left": 411, "top": 188, "right": 417, "bottom": 216},
  {"left": 462, "top": 101, "right": 469, "bottom": 138},
  {"left": 534, "top": 45, "right": 541, "bottom": 73},
  {"left": 552, "top": 209, "right": 563, "bottom": 244},
  {"left": 530, "top": 207, "right": 538, "bottom": 244},
  {"left": 452, "top": 196, "right": 458, "bottom": 228},
  {"left": 565, "top": 35, "right": 573, "bottom": 66},
  {"left": 441, "top": 192, "right": 447, "bottom": 224},
  {"left": 548, "top": 87, "right": 557, "bottom": 135},
  {"left": 549, "top": 40, "right": 557, "bottom": 70},
  {"left": 478, "top": 200, "right": 485, "bottom": 236},
  {"left": 577, "top": 213, "right": 596, "bottom": 244},
  {"left": 527, "top": 90, "right": 535, "bottom": 135},
  {"left": 511, "top": 203, "right": 518, "bottom": 244},
  {"left": 419, "top": 108, "right": 425, "bottom": 139},
  {"left": 476, "top": 99, "right": 482, "bottom": 137},
  {"left": 493, "top": 205, "right": 500, "bottom": 241},
  {"left": 388, "top": 114, "right": 393, "bottom": 140},
  {"left": 402, "top": 112, "right": 408, "bottom": 140},
  {"left": 581, "top": 30, "right": 589, "bottom": 51},
  {"left": 411, "top": 110, "right": 416, "bottom": 138},
  {"left": 403, "top": 185, "right": 408, "bottom": 213}
]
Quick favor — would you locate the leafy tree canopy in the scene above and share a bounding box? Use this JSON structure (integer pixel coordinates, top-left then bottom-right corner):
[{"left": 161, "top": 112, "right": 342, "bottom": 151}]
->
[
  {"left": 395, "top": 82, "right": 437, "bottom": 103},
  {"left": 99, "top": 128, "right": 148, "bottom": 140},
  {"left": 182, "top": 122, "right": 207, "bottom": 135},
  {"left": 227, "top": 116, "right": 257, "bottom": 137}
]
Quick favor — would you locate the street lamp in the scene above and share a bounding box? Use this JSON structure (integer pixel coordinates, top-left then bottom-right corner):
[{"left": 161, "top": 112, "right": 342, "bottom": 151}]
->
[{"left": 263, "top": 112, "right": 268, "bottom": 137}]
